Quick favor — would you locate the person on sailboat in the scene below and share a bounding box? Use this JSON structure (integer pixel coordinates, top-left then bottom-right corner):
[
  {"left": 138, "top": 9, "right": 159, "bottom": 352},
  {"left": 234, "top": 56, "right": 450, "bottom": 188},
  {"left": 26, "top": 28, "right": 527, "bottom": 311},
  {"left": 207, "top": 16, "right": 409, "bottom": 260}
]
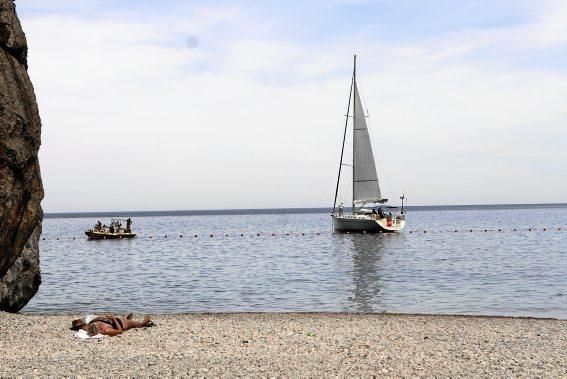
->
[
  {"left": 371, "top": 208, "right": 378, "bottom": 220},
  {"left": 338, "top": 203, "right": 344, "bottom": 216}
]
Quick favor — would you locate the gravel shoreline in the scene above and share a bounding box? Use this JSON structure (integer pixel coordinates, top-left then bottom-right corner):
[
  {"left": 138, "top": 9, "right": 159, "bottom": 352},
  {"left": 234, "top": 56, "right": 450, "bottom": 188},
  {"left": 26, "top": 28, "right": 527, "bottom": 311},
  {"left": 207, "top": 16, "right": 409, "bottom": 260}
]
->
[{"left": 1, "top": 312, "right": 565, "bottom": 376}]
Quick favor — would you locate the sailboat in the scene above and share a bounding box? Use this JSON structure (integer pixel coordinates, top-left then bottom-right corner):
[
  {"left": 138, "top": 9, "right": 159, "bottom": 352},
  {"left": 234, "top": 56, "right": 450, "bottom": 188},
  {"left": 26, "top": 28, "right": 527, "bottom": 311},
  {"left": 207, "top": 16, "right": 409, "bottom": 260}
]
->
[{"left": 332, "top": 56, "right": 406, "bottom": 233}]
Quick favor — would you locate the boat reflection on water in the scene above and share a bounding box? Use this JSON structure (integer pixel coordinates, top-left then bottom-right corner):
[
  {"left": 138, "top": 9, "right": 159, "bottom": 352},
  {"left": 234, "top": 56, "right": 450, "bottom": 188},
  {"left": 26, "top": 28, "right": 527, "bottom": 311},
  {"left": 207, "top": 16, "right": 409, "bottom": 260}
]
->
[{"left": 337, "top": 234, "right": 405, "bottom": 312}]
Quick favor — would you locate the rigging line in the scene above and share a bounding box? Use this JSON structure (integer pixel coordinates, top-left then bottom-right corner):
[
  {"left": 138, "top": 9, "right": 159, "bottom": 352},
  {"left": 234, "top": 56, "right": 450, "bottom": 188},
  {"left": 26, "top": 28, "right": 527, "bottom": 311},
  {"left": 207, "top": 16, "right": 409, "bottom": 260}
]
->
[
  {"left": 339, "top": 163, "right": 351, "bottom": 206},
  {"left": 339, "top": 178, "right": 347, "bottom": 206},
  {"left": 332, "top": 67, "right": 355, "bottom": 213},
  {"left": 358, "top": 80, "right": 381, "bottom": 171},
  {"left": 376, "top": 158, "right": 397, "bottom": 204},
  {"left": 357, "top": 80, "right": 371, "bottom": 117},
  {"left": 352, "top": 54, "right": 357, "bottom": 212},
  {"left": 359, "top": 81, "right": 395, "bottom": 202},
  {"left": 360, "top": 81, "right": 406, "bottom": 205}
]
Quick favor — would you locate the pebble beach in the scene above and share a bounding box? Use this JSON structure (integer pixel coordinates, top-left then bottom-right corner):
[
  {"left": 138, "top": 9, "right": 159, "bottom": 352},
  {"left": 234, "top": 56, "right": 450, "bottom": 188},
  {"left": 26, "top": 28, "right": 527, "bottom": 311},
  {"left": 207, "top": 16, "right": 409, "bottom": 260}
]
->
[{"left": 1, "top": 312, "right": 565, "bottom": 377}]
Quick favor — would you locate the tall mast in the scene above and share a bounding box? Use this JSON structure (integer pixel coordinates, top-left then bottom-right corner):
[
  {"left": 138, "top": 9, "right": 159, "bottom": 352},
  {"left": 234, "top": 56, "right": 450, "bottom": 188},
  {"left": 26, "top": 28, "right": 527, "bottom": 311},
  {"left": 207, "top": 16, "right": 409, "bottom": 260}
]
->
[
  {"left": 332, "top": 61, "right": 355, "bottom": 214},
  {"left": 352, "top": 54, "right": 356, "bottom": 212}
]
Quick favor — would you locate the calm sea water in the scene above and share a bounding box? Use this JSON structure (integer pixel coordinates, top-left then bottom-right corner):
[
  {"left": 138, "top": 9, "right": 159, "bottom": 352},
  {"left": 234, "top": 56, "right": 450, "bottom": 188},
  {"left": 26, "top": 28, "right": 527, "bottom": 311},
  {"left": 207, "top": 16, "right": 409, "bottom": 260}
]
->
[{"left": 24, "top": 206, "right": 567, "bottom": 318}]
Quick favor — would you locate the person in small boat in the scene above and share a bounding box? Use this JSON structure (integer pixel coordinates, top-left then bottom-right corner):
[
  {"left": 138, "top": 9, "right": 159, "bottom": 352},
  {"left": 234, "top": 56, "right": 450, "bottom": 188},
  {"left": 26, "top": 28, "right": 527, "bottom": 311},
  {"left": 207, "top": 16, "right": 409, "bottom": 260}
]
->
[
  {"left": 95, "top": 221, "right": 102, "bottom": 231},
  {"left": 70, "top": 314, "right": 154, "bottom": 337},
  {"left": 126, "top": 217, "right": 132, "bottom": 233}
]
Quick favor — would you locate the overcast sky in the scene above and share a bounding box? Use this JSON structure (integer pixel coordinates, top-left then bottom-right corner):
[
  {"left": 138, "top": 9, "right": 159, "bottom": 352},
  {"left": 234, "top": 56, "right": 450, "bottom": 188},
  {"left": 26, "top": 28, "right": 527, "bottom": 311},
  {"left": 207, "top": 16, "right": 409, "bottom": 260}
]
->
[{"left": 17, "top": 0, "right": 567, "bottom": 212}]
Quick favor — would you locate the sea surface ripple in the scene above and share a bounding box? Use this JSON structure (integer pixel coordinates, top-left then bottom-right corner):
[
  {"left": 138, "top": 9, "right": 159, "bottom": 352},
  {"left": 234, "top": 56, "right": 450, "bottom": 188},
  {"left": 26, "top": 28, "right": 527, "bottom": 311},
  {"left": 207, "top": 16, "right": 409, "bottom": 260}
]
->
[{"left": 24, "top": 206, "right": 567, "bottom": 318}]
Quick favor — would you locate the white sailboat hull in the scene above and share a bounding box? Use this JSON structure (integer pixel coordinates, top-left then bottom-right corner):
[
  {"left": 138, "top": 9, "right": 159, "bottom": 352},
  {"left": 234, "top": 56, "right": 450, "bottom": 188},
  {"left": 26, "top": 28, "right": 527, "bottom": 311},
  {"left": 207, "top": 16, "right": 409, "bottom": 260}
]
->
[{"left": 332, "top": 214, "right": 405, "bottom": 233}]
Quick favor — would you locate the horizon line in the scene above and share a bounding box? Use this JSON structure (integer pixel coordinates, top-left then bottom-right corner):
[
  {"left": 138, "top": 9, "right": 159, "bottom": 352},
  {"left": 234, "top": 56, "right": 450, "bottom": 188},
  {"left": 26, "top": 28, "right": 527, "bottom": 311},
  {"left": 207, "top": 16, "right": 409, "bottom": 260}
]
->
[{"left": 44, "top": 202, "right": 567, "bottom": 218}]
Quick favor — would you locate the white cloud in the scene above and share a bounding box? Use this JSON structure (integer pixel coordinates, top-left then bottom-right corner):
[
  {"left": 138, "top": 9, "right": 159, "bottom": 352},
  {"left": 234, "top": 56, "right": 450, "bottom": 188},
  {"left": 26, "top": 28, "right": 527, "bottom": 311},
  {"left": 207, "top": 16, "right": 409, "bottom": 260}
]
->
[
  {"left": 19, "top": 2, "right": 567, "bottom": 211},
  {"left": 527, "top": 0, "right": 567, "bottom": 47}
]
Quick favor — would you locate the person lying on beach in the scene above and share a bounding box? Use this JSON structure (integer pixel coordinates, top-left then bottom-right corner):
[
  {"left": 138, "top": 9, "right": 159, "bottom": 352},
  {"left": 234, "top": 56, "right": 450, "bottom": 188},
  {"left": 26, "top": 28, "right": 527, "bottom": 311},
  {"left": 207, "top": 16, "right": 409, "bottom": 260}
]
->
[{"left": 70, "top": 314, "right": 154, "bottom": 337}]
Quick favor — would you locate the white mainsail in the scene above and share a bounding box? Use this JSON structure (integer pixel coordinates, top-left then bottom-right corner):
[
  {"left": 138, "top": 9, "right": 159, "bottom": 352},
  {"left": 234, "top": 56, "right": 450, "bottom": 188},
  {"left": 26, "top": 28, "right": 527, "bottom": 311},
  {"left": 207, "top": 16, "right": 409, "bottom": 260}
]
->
[{"left": 352, "top": 82, "right": 382, "bottom": 204}]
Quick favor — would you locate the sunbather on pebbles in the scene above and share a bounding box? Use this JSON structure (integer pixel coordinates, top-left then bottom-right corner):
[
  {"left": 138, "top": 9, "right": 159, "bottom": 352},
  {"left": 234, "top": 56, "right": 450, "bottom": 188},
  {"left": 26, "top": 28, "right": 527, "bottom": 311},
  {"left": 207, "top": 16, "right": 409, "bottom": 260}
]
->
[{"left": 71, "top": 314, "right": 154, "bottom": 337}]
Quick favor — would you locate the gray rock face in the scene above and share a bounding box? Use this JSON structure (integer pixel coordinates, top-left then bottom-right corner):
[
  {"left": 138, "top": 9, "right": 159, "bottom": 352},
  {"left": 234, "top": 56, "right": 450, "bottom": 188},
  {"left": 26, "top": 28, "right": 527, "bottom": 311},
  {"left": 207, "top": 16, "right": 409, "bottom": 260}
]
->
[
  {"left": 0, "top": 224, "right": 41, "bottom": 312},
  {"left": 0, "top": 0, "right": 43, "bottom": 312}
]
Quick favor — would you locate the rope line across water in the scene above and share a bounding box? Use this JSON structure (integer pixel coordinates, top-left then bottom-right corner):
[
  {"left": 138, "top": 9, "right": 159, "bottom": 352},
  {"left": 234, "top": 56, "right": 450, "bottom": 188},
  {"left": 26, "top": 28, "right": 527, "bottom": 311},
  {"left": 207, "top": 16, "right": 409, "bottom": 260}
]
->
[{"left": 40, "top": 227, "right": 566, "bottom": 240}]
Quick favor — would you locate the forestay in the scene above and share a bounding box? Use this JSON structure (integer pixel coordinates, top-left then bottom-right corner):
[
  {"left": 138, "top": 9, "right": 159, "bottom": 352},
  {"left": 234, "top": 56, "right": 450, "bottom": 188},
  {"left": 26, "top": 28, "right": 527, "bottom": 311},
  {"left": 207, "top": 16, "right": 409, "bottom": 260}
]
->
[{"left": 352, "top": 82, "right": 382, "bottom": 204}]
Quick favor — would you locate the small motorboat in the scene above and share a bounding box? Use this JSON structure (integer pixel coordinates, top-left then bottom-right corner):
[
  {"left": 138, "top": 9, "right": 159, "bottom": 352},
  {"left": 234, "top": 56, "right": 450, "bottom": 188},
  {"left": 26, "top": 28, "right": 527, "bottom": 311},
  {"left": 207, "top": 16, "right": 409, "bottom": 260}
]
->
[{"left": 85, "top": 218, "right": 136, "bottom": 239}]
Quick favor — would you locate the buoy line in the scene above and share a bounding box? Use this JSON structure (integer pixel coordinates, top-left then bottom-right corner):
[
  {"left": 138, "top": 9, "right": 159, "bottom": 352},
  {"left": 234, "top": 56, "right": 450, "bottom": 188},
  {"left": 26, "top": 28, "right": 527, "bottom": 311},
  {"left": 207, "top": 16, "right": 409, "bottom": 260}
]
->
[{"left": 40, "top": 227, "right": 566, "bottom": 241}]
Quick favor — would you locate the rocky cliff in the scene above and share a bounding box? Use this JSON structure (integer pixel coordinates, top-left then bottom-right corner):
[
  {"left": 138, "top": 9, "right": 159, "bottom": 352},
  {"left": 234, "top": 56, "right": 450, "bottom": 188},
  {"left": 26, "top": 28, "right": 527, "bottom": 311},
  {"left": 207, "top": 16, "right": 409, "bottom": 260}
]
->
[{"left": 0, "top": 0, "right": 43, "bottom": 312}]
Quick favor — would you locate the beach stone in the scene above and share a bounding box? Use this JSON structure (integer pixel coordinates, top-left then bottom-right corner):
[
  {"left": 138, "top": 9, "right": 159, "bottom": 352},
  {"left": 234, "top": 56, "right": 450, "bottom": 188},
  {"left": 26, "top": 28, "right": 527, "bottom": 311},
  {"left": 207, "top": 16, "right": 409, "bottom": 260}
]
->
[
  {"left": 0, "top": 0, "right": 43, "bottom": 312},
  {"left": 1, "top": 313, "right": 563, "bottom": 377}
]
